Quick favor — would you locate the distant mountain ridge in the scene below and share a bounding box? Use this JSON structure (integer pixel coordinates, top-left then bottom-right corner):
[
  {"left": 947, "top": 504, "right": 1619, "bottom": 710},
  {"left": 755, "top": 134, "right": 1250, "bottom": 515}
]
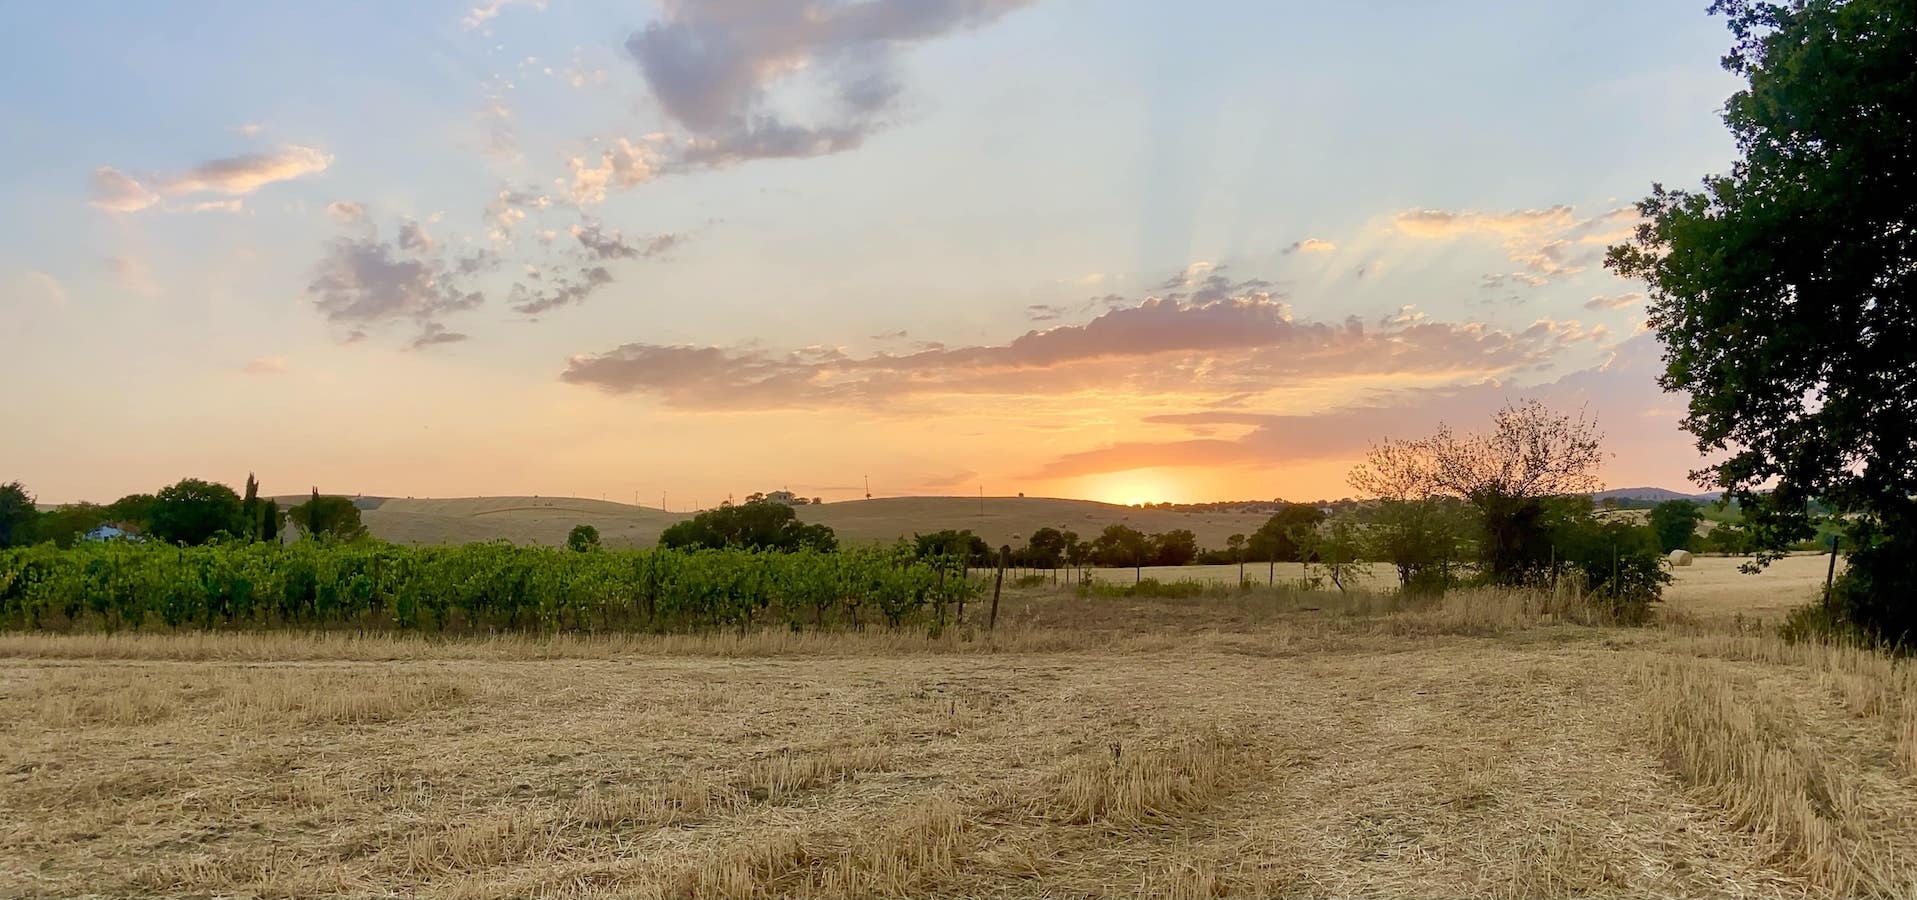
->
[{"left": 1590, "top": 486, "right": 1723, "bottom": 503}]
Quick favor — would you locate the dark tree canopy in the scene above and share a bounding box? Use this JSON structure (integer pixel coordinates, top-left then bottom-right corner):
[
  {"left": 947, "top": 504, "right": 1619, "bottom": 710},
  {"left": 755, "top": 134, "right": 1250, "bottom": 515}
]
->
[
  {"left": 106, "top": 494, "right": 157, "bottom": 529},
  {"left": 288, "top": 491, "right": 368, "bottom": 542},
  {"left": 1649, "top": 500, "right": 1704, "bottom": 553},
  {"left": 1089, "top": 524, "right": 1151, "bottom": 570},
  {"left": 1247, "top": 504, "right": 1324, "bottom": 564},
  {"left": 912, "top": 529, "right": 990, "bottom": 564},
  {"left": 1608, "top": 0, "right": 1917, "bottom": 640},
  {"left": 0, "top": 482, "right": 38, "bottom": 549},
  {"left": 1021, "top": 526, "right": 1068, "bottom": 568},
  {"left": 1150, "top": 528, "right": 1198, "bottom": 567},
  {"left": 567, "top": 524, "right": 601, "bottom": 552},
  {"left": 659, "top": 498, "right": 837, "bottom": 552},
  {"left": 147, "top": 479, "right": 247, "bottom": 546}
]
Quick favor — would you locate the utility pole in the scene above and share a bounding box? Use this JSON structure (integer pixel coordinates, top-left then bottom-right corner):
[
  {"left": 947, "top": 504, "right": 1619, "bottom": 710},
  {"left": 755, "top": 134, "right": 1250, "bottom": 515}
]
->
[{"left": 864, "top": 474, "right": 871, "bottom": 500}]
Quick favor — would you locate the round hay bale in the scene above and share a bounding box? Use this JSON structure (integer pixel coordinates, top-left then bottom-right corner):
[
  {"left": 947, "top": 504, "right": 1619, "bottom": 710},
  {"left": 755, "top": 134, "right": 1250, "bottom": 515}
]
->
[{"left": 1668, "top": 549, "right": 1695, "bottom": 567}]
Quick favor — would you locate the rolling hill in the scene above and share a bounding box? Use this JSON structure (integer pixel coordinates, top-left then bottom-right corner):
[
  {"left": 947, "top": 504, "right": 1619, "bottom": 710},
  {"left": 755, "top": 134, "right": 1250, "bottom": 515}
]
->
[{"left": 325, "top": 495, "right": 1280, "bottom": 550}]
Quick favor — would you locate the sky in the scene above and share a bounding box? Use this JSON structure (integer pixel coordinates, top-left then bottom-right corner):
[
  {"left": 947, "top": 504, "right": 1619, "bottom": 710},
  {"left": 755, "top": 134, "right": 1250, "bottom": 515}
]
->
[{"left": 1, "top": 0, "right": 1745, "bottom": 507}]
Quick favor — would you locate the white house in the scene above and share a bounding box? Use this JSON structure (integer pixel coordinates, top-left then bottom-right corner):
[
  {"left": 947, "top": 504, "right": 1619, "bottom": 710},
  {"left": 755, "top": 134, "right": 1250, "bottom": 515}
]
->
[{"left": 83, "top": 524, "right": 130, "bottom": 542}]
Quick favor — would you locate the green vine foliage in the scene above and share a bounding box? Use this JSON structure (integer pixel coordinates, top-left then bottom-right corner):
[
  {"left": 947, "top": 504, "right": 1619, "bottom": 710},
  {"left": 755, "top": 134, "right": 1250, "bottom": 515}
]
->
[{"left": 0, "top": 540, "right": 978, "bottom": 635}]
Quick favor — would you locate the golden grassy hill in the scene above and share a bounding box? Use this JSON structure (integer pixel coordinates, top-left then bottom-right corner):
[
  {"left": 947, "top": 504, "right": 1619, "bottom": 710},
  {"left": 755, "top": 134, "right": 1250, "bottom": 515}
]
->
[
  {"left": 795, "top": 496, "right": 1275, "bottom": 548},
  {"left": 334, "top": 495, "right": 1279, "bottom": 549}
]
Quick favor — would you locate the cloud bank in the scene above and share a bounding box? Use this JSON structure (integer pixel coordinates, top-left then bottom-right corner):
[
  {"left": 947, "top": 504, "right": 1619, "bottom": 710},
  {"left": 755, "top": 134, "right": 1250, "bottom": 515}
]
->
[{"left": 560, "top": 284, "right": 1603, "bottom": 409}]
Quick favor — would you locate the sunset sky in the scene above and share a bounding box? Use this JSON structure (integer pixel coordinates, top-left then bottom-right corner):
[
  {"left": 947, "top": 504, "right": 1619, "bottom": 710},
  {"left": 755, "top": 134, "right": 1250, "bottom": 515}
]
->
[{"left": 2, "top": 1, "right": 1742, "bottom": 507}]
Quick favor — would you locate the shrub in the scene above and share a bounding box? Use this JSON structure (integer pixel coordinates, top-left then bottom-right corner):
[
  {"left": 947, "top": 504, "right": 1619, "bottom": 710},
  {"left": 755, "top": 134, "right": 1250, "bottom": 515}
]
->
[{"left": 566, "top": 524, "right": 600, "bottom": 552}]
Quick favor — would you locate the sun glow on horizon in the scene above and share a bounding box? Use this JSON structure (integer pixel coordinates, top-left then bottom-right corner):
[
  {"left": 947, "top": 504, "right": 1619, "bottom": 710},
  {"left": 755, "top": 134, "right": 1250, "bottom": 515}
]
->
[{"left": 1078, "top": 470, "right": 1190, "bottom": 507}]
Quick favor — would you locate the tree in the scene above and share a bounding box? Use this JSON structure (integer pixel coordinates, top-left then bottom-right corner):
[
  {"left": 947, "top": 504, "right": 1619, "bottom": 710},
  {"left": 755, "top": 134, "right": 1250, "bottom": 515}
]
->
[
  {"left": 1062, "top": 529, "right": 1086, "bottom": 579},
  {"left": 241, "top": 473, "right": 260, "bottom": 541},
  {"left": 106, "top": 493, "right": 156, "bottom": 530},
  {"left": 1648, "top": 500, "right": 1704, "bottom": 553},
  {"left": 1248, "top": 504, "right": 1324, "bottom": 579},
  {"left": 1227, "top": 533, "right": 1247, "bottom": 583},
  {"left": 1090, "top": 524, "right": 1152, "bottom": 581},
  {"left": 32, "top": 502, "right": 109, "bottom": 547},
  {"left": 1023, "top": 527, "right": 1067, "bottom": 569},
  {"left": 288, "top": 491, "right": 368, "bottom": 542},
  {"left": 659, "top": 497, "right": 837, "bottom": 552},
  {"left": 567, "top": 524, "right": 601, "bottom": 552},
  {"left": 1300, "top": 514, "right": 1369, "bottom": 593},
  {"left": 0, "top": 482, "right": 39, "bottom": 549},
  {"left": 1547, "top": 497, "right": 1671, "bottom": 619},
  {"left": 260, "top": 499, "right": 281, "bottom": 543},
  {"left": 1607, "top": 0, "right": 1917, "bottom": 642},
  {"left": 1349, "top": 400, "right": 1605, "bottom": 585},
  {"left": 912, "top": 529, "right": 990, "bottom": 569},
  {"left": 1151, "top": 529, "right": 1198, "bottom": 567},
  {"left": 148, "top": 479, "right": 247, "bottom": 546},
  {"left": 1361, "top": 498, "right": 1476, "bottom": 594}
]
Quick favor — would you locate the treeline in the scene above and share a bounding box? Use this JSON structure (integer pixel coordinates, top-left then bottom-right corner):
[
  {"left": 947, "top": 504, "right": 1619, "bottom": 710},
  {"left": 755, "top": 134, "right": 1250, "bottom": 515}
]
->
[
  {"left": 909, "top": 504, "right": 1326, "bottom": 576},
  {"left": 0, "top": 541, "right": 975, "bottom": 634},
  {"left": 0, "top": 477, "right": 368, "bottom": 549}
]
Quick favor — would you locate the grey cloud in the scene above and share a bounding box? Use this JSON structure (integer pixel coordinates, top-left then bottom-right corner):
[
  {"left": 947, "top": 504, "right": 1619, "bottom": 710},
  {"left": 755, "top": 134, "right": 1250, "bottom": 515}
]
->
[
  {"left": 512, "top": 266, "right": 615, "bottom": 315},
  {"left": 410, "top": 322, "right": 470, "bottom": 350},
  {"left": 397, "top": 220, "right": 436, "bottom": 254},
  {"left": 306, "top": 224, "right": 492, "bottom": 343},
  {"left": 618, "top": 0, "right": 1029, "bottom": 177},
  {"left": 571, "top": 222, "right": 680, "bottom": 260}
]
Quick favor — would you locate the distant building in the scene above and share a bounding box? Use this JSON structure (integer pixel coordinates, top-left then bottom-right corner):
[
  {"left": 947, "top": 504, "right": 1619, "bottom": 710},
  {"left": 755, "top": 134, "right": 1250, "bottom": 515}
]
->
[
  {"left": 764, "top": 490, "right": 800, "bottom": 505},
  {"left": 83, "top": 524, "right": 137, "bottom": 543}
]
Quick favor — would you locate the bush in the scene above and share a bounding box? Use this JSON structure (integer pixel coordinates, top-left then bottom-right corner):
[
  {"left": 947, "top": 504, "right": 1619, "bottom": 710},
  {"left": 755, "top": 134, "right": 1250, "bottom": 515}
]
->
[
  {"left": 567, "top": 524, "right": 600, "bottom": 552},
  {"left": 1820, "top": 514, "right": 1917, "bottom": 649},
  {"left": 1547, "top": 508, "right": 1670, "bottom": 617},
  {"left": 660, "top": 499, "right": 836, "bottom": 552}
]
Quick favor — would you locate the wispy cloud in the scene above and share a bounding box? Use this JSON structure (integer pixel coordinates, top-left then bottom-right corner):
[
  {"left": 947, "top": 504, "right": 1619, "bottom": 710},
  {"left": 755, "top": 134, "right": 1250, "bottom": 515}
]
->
[
  {"left": 1282, "top": 238, "right": 1337, "bottom": 254},
  {"left": 1393, "top": 204, "right": 1640, "bottom": 284},
  {"left": 241, "top": 356, "right": 287, "bottom": 375},
  {"left": 1584, "top": 291, "right": 1646, "bottom": 311},
  {"left": 91, "top": 145, "right": 332, "bottom": 213},
  {"left": 107, "top": 256, "right": 158, "bottom": 295},
  {"left": 461, "top": 0, "right": 546, "bottom": 30}
]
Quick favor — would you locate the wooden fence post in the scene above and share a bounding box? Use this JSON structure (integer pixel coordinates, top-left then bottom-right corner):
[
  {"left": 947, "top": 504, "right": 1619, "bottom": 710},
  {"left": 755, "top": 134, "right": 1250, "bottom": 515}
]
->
[
  {"left": 990, "top": 545, "right": 1008, "bottom": 631},
  {"left": 1823, "top": 534, "right": 1841, "bottom": 606}
]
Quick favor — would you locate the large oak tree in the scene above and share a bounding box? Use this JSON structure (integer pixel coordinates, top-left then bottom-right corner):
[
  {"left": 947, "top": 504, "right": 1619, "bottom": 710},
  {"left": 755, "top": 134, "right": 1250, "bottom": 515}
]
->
[{"left": 1608, "top": 0, "right": 1917, "bottom": 641}]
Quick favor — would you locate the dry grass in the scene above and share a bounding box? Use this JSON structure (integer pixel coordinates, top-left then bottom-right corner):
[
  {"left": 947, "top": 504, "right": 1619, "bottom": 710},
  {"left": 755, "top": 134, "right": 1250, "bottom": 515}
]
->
[{"left": 6, "top": 584, "right": 1917, "bottom": 898}]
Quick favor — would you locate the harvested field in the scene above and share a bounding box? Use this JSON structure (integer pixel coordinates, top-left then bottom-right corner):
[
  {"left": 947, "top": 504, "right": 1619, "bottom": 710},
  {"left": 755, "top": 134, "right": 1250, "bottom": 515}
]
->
[{"left": 4, "top": 586, "right": 1914, "bottom": 898}]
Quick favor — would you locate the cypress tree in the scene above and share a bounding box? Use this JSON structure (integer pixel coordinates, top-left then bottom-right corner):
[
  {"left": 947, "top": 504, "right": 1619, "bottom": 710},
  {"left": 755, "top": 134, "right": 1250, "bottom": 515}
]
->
[{"left": 241, "top": 473, "right": 260, "bottom": 541}]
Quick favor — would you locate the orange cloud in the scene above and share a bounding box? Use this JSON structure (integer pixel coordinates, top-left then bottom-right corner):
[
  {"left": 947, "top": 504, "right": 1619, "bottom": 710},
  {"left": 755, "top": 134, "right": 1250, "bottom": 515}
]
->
[{"left": 561, "top": 289, "right": 1602, "bottom": 410}]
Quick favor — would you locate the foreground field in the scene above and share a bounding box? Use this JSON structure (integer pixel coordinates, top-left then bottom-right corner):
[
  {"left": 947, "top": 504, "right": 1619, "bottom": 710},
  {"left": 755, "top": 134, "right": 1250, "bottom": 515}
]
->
[
  {"left": 1114, "top": 553, "right": 1838, "bottom": 622},
  {"left": 4, "top": 586, "right": 1915, "bottom": 898}
]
